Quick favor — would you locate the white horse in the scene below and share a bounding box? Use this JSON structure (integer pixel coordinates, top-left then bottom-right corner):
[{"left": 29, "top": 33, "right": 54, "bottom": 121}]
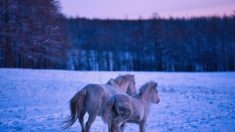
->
[
  {"left": 102, "top": 81, "right": 160, "bottom": 132},
  {"left": 63, "top": 74, "right": 136, "bottom": 132}
]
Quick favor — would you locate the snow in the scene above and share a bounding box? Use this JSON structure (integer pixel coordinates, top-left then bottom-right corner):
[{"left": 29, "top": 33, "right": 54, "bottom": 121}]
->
[{"left": 0, "top": 68, "right": 235, "bottom": 131}]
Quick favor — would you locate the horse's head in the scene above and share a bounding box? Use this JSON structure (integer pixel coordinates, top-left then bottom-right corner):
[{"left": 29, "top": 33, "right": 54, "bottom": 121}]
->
[
  {"left": 150, "top": 81, "right": 160, "bottom": 104},
  {"left": 114, "top": 74, "right": 136, "bottom": 96},
  {"left": 139, "top": 81, "right": 160, "bottom": 104}
]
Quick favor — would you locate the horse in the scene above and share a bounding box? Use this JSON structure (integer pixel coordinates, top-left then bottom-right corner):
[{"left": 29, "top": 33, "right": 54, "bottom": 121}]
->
[
  {"left": 63, "top": 74, "right": 136, "bottom": 132},
  {"left": 102, "top": 81, "right": 160, "bottom": 132}
]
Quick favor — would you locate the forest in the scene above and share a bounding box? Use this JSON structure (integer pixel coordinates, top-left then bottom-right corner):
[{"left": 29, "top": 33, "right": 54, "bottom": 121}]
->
[{"left": 1, "top": 0, "right": 235, "bottom": 71}]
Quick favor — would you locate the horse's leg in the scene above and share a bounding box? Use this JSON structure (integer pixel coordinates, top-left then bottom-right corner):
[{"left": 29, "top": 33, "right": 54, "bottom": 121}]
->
[
  {"left": 85, "top": 110, "right": 98, "bottom": 132},
  {"left": 120, "top": 122, "right": 126, "bottom": 132},
  {"left": 139, "top": 120, "right": 146, "bottom": 132},
  {"left": 112, "top": 116, "right": 125, "bottom": 132},
  {"left": 108, "top": 123, "right": 111, "bottom": 132},
  {"left": 78, "top": 109, "right": 86, "bottom": 132},
  {"left": 111, "top": 120, "right": 120, "bottom": 132}
]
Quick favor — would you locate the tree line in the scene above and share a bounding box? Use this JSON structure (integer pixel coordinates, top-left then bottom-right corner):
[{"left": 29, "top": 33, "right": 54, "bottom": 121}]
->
[
  {"left": 67, "top": 16, "right": 235, "bottom": 71},
  {"left": 1, "top": 0, "right": 235, "bottom": 71}
]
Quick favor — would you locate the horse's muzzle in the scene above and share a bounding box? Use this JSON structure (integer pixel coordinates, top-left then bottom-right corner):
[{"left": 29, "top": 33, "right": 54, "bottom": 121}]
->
[{"left": 157, "top": 98, "right": 160, "bottom": 104}]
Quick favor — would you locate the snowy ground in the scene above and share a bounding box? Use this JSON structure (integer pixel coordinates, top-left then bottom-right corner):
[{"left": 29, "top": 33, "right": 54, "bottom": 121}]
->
[{"left": 0, "top": 68, "right": 235, "bottom": 132}]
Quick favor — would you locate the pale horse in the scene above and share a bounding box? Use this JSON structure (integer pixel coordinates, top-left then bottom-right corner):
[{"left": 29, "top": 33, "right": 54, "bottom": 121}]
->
[
  {"left": 63, "top": 74, "right": 137, "bottom": 132},
  {"left": 102, "top": 81, "right": 160, "bottom": 132}
]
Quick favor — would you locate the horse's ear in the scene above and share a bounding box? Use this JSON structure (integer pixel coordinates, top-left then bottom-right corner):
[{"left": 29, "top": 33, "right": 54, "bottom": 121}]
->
[
  {"left": 114, "top": 79, "right": 118, "bottom": 84},
  {"left": 153, "top": 82, "right": 157, "bottom": 88},
  {"left": 114, "top": 79, "right": 120, "bottom": 85},
  {"left": 108, "top": 78, "right": 116, "bottom": 84},
  {"left": 110, "top": 78, "right": 116, "bottom": 83}
]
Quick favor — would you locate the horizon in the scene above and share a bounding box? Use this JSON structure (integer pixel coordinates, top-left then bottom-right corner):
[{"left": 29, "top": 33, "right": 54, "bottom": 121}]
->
[{"left": 59, "top": 0, "right": 235, "bottom": 19}]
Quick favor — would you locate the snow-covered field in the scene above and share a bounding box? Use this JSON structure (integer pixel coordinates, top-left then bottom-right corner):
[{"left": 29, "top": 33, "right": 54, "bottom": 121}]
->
[{"left": 0, "top": 68, "right": 235, "bottom": 132}]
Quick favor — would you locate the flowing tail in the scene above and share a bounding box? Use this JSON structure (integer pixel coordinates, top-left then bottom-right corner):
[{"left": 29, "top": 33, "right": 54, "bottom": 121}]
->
[{"left": 62, "top": 89, "right": 86, "bottom": 129}]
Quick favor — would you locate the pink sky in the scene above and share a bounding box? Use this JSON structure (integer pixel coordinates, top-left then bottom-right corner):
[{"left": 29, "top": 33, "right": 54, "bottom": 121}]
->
[{"left": 59, "top": 0, "right": 235, "bottom": 19}]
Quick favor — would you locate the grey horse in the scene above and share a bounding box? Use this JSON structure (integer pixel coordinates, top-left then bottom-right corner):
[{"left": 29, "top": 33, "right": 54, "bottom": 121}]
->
[
  {"left": 102, "top": 81, "right": 160, "bottom": 132},
  {"left": 63, "top": 74, "right": 136, "bottom": 132}
]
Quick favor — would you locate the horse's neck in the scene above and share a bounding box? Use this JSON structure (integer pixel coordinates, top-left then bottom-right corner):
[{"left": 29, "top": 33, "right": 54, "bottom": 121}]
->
[
  {"left": 135, "top": 92, "right": 151, "bottom": 104},
  {"left": 119, "top": 82, "right": 129, "bottom": 93}
]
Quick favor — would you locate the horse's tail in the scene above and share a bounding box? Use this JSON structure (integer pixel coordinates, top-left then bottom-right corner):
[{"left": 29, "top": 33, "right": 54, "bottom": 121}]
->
[
  {"left": 62, "top": 89, "right": 86, "bottom": 129},
  {"left": 101, "top": 96, "right": 116, "bottom": 124}
]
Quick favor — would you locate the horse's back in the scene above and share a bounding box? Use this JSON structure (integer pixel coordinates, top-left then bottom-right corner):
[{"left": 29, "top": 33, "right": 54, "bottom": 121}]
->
[
  {"left": 85, "top": 84, "right": 104, "bottom": 93},
  {"left": 82, "top": 84, "right": 108, "bottom": 109},
  {"left": 114, "top": 94, "right": 131, "bottom": 104},
  {"left": 114, "top": 94, "right": 133, "bottom": 113},
  {"left": 103, "top": 84, "right": 121, "bottom": 95}
]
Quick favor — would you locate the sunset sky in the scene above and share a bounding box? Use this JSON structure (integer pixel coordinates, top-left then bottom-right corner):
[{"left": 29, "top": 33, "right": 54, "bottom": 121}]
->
[{"left": 59, "top": 0, "right": 235, "bottom": 19}]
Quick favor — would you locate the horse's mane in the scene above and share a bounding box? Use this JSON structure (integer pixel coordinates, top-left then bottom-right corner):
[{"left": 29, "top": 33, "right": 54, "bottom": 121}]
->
[
  {"left": 139, "top": 81, "right": 156, "bottom": 96},
  {"left": 115, "top": 74, "right": 134, "bottom": 86}
]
